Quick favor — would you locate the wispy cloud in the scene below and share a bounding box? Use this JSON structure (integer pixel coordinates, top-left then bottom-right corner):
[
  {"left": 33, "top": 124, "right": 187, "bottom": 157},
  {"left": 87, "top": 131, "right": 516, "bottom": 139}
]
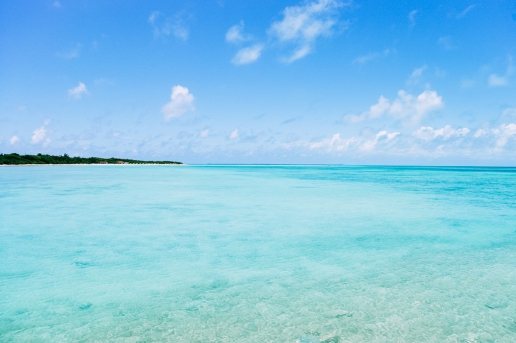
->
[
  {"left": 226, "top": 21, "right": 252, "bottom": 43},
  {"left": 200, "top": 129, "right": 210, "bottom": 138},
  {"left": 502, "top": 107, "right": 516, "bottom": 118},
  {"left": 408, "top": 10, "right": 419, "bottom": 28},
  {"left": 345, "top": 89, "right": 443, "bottom": 124},
  {"left": 232, "top": 44, "right": 264, "bottom": 65},
  {"left": 230, "top": 129, "right": 239, "bottom": 139},
  {"left": 268, "top": 0, "right": 347, "bottom": 63},
  {"left": 488, "top": 55, "right": 513, "bottom": 87},
  {"left": 407, "top": 65, "right": 427, "bottom": 85},
  {"left": 437, "top": 36, "right": 455, "bottom": 50},
  {"left": 353, "top": 49, "right": 390, "bottom": 64},
  {"left": 162, "top": 85, "right": 195, "bottom": 120},
  {"left": 57, "top": 43, "right": 82, "bottom": 59},
  {"left": 281, "top": 117, "right": 300, "bottom": 125},
  {"left": 414, "top": 125, "right": 470, "bottom": 141},
  {"left": 460, "top": 77, "right": 475, "bottom": 88},
  {"left": 68, "top": 82, "right": 88, "bottom": 99},
  {"left": 456, "top": 4, "right": 478, "bottom": 19},
  {"left": 149, "top": 11, "right": 190, "bottom": 41},
  {"left": 53, "top": 1, "right": 61, "bottom": 8},
  {"left": 489, "top": 74, "right": 509, "bottom": 87},
  {"left": 309, "top": 133, "right": 355, "bottom": 151}
]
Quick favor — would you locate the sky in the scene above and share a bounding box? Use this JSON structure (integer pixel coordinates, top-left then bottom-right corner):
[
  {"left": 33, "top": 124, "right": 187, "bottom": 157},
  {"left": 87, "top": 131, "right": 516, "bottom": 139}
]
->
[{"left": 1, "top": 0, "right": 516, "bottom": 165}]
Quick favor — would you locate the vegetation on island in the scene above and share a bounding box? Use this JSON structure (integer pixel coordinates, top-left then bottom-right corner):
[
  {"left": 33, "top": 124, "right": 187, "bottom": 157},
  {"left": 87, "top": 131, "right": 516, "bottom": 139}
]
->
[{"left": 0, "top": 153, "right": 182, "bottom": 165}]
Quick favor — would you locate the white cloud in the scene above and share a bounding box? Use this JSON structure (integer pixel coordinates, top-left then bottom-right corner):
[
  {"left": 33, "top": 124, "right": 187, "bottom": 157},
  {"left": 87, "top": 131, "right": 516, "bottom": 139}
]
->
[
  {"left": 172, "top": 25, "right": 189, "bottom": 41},
  {"left": 53, "top": 1, "right": 61, "bottom": 8},
  {"left": 353, "top": 49, "right": 390, "bottom": 64},
  {"left": 269, "top": 0, "right": 346, "bottom": 62},
  {"left": 474, "top": 129, "right": 488, "bottom": 138},
  {"left": 437, "top": 36, "right": 455, "bottom": 50},
  {"left": 361, "top": 130, "right": 400, "bottom": 151},
  {"left": 471, "top": 123, "right": 516, "bottom": 147},
  {"left": 226, "top": 21, "right": 251, "bottom": 43},
  {"left": 456, "top": 4, "right": 478, "bottom": 19},
  {"left": 407, "top": 65, "right": 427, "bottom": 85},
  {"left": 231, "top": 44, "right": 264, "bottom": 65},
  {"left": 408, "top": 10, "right": 419, "bottom": 27},
  {"left": 149, "top": 11, "right": 160, "bottom": 25},
  {"left": 149, "top": 11, "right": 189, "bottom": 41},
  {"left": 308, "top": 131, "right": 398, "bottom": 152},
  {"left": 68, "top": 82, "right": 88, "bottom": 99},
  {"left": 10, "top": 136, "right": 20, "bottom": 145},
  {"left": 200, "top": 129, "right": 209, "bottom": 138},
  {"left": 309, "top": 133, "right": 354, "bottom": 151},
  {"left": 345, "top": 90, "right": 443, "bottom": 124},
  {"left": 57, "top": 43, "right": 82, "bottom": 59},
  {"left": 502, "top": 108, "right": 516, "bottom": 118},
  {"left": 31, "top": 120, "right": 51, "bottom": 145},
  {"left": 414, "top": 125, "right": 470, "bottom": 141},
  {"left": 460, "top": 77, "right": 475, "bottom": 88},
  {"left": 161, "top": 85, "right": 194, "bottom": 120},
  {"left": 488, "top": 74, "right": 508, "bottom": 87},
  {"left": 495, "top": 123, "right": 516, "bottom": 147},
  {"left": 488, "top": 55, "right": 513, "bottom": 87},
  {"left": 230, "top": 129, "right": 239, "bottom": 139}
]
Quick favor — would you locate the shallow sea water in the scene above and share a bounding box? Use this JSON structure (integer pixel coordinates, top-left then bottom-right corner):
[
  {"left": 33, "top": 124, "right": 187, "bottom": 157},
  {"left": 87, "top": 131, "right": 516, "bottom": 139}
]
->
[{"left": 1, "top": 165, "right": 516, "bottom": 342}]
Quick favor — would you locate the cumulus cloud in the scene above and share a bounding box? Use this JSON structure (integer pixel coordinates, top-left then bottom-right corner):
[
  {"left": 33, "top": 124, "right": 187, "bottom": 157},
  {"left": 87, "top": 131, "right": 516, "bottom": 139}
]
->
[
  {"left": 149, "top": 11, "right": 190, "bottom": 41},
  {"left": 10, "top": 136, "right": 20, "bottom": 145},
  {"left": 31, "top": 120, "right": 51, "bottom": 145},
  {"left": 231, "top": 44, "right": 264, "bottom": 65},
  {"left": 162, "top": 85, "right": 195, "bottom": 120},
  {"left": 414, "top": 125, "right": 470, "bottom": 141},
  {"left": 68, "top": 82, "right": 88, "bottom": 99},
  {"left": 360, "top": 130, "right": 400, "bottom": 151},
  {"left": 308, "top": 131, "right": 399, "bottom": 152},
  {"left": 473, "top": 129, "right": 488, "bottom": 138},
  {"left": 226, "top": 21, "right": 252, "bottom": 43},
  {"left": 286, "top": 121, "right": 516, "bottom": 159},
  {"left": 230, "top": 129, "right": 239, "bottom": 139},
  {"left": 471, "top": 124, "right": 516, "bottom": 148},
  {"left": 309, "top": 133, "right": 355, "bottom": 151},
  {"left": 345, "top": 90, "right": 443, "bottom": 124},
  {"left": 269, "top": 0, "right": 346, "bottom": 62},
  {"left": 495, "top": 123, "right": 516, "bottom": 147},
  {"left": 361, "top": 131, "right": 400, "bottom": 151}
]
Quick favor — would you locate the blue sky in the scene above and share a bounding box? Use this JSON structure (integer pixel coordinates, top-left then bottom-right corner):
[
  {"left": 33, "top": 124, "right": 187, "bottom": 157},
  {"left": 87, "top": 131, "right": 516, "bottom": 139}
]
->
[{"left": 1, "top": 0, "right": 516, "bottom": 164}]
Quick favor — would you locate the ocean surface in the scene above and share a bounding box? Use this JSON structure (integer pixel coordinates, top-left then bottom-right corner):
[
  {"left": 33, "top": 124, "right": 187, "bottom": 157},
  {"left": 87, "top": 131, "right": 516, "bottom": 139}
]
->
[{"left": 1, "top": 165, "right": 516, "bottom": 342}]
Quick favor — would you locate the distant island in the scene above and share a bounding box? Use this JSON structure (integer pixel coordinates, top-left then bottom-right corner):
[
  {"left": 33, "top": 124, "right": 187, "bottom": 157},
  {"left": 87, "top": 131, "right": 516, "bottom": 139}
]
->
[{"left": 0, "top": 153, "right": 182, "bottom": 165}]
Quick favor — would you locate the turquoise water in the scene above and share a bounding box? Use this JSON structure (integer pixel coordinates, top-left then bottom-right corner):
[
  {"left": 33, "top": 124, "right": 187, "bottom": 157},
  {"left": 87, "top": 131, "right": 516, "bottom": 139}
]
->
[{"left": 1, "top": 165, "right": 516, "bottom": 342}]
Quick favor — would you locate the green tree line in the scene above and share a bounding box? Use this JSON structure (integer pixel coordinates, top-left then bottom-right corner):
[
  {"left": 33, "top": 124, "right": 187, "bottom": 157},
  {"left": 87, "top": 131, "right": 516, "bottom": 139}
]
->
[{"left": 0, "top": 153, "right": 182, "bottom": 165}]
